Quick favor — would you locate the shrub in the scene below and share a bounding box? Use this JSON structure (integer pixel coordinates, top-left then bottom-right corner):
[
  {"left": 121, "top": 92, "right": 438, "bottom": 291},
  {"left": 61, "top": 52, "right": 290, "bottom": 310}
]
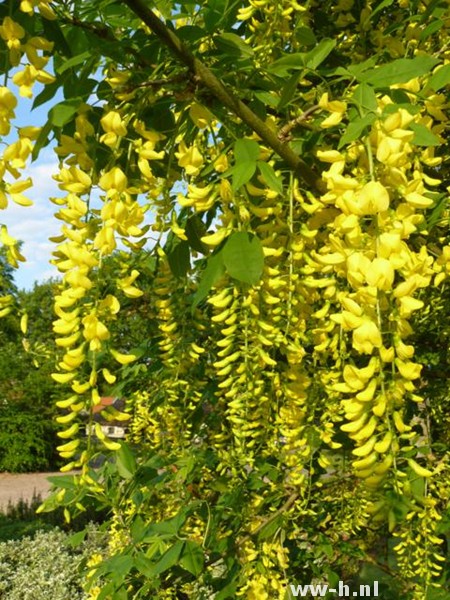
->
[
  {"left": 0, "top": 493, "right": 109, "bottom": 543},
  {"left": 0, "top": 525, "right": 106, "bottom": 600}
]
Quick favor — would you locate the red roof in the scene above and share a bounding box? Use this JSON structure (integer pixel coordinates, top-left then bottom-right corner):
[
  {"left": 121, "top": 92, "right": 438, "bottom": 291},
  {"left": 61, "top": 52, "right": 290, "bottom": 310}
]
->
[{"left": 92, "top": 396, "right": 116, "bottom": 414}]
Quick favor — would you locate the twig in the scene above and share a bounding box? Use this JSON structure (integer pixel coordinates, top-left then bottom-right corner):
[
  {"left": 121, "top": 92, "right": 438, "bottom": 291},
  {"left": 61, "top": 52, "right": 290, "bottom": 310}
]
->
[
  {"left": 123, "top": 0, "right": 324, "bottom": 192},
  {"left": 238, "top": 491, "right": 299, "bottom": 545},
  {"left": 278, "top": 105, "right": 319, "bottom": 142}
]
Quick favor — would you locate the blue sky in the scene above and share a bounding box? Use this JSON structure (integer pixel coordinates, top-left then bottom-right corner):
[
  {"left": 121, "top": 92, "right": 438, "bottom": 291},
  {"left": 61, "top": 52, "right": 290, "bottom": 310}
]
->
[{"left": 3, "top": 89, "right": 62, "bottom": 290}]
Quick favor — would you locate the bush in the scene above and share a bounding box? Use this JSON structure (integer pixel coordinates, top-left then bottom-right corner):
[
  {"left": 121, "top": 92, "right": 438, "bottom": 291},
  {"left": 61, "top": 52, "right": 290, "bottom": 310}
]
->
[
  {"left": 0, "top": 525, "right": 106, "bottom": 600},
  {"left": 0, "top": 493, "right": 109, "bottom": 543}
]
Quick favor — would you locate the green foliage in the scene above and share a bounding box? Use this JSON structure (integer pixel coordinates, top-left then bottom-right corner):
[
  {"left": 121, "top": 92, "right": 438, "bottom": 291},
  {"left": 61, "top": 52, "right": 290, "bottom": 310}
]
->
[
  {"left": 0, "top": 525, "right": 107, "bottom": 600},
  {"left": 0, "top": 406, "right": 56, "bottom": 472},
  {"left": 0, "top": 492, "right": 109, "bottom": 543},
  {"left": 0, "top": 280, "right": 61, "bottom": 472}
]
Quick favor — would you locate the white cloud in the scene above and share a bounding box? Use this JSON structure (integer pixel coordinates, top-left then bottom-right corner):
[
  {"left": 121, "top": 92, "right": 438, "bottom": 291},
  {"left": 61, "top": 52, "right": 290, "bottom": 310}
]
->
[{"left": 2, "top": 158, "right": 61, "bottom": 290}]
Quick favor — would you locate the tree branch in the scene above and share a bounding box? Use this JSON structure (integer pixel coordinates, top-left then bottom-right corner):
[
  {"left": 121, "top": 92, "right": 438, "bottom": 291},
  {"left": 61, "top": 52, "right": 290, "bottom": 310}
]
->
[{"left": 123, "top": 0, "right": 324, "bottom": 192}]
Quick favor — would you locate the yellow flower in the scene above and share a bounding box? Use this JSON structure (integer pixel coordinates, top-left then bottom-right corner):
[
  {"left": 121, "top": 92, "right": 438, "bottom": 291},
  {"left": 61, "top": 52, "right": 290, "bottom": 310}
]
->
[
  {"left": 189, "top": 102, "right": 214, "bottom": 128},
  {"left": 100, "top": 110, "right": 127, "bottom": 147},
  {"left": 353, "top": 320, "right": 382, "bottom": 354},
  {"left": 366, "top": 257, "right": 394, "bottom": 290},
  {"left": 0, "top": 17, "right": 25, "bottom": 65},
  {"left": 82, "top": 313, "right": 110, "bottom": 351},
  {"left": 175, "top": 140, "right": 203, "bottom": 176},
  {"left": 20, "top": 0, "right": 56, "bottom": 19},
  {"left": 12, "top": 65, "right": 55, "bottom": 97},
  {"left": 0, "top": 86, "right": 17, "bottom": 128},
  {"left": 56, "top": 166, "right": 92, "bottom": 194},
  {"left": 99, "top": 166, "right": 128, "bottom": 195},
  {"left": 3, "top": 138, "right": 32, "bottom": 169},
  {"left": 318, "top": 92, "right": 347, "bottom": 129},
  {"left": 23, "top": 36, "right": 54, "bottom": 69},
  {"left": 354, "top": 181, "right": 390, "bottom": 215}
]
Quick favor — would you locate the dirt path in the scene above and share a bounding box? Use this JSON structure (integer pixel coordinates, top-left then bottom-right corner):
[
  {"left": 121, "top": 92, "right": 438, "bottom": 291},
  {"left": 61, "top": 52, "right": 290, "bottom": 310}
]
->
[{"left": 0, "top": 472, "right": 75, "bottom": 511}]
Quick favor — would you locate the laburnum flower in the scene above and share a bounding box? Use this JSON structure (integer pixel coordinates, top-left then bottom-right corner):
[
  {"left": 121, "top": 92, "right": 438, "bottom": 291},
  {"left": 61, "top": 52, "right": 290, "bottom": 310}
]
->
[
  {"left": 19, "top": 0, "right": 56, "bottom": 19},
  {"left": 56, "top": 166, "right": 92, "bottom": 194},
  {"left": 318, "top": 92, "right": 347, "bottom": 129},
  {"left": 99, "top": 166, "right": 127, "bottom": 196},
  {"left": 12, "top": 64, "right": 55, "bottom": 98},
  {"left": 175, "top": 140, "right": 203, "bottom": 176},
  {"left": 0, "top": 178, "right": 33, "bottom": 208},
  {"left": 337, "top": 181, "right": 390, "bottom": 216},
  {"left": 352, "top": 319, "right": 382, "bottom": 354},
  {"left": 116, "top": 269, "right": 143, "bottom": 298},
  {"left": 23, "top": 36, "right": 54, "bottom": 69},
  {"left": 3, "top": 138, "right": 32, "bottom": 169},
  {"left": 177, "top": 183, "right": 217, "bottom": 212},
  {"left": 0, "top": 87, "right": 17, "bottom": 135},
  {"left": 365, "top": 257, "right": 395, "bottom": 290},
  {"left": 100, "top": 111, "right": 127, "bottom": 148},
  {"left": 82, "top": 313, "right": 110, "bottom": 351},
  {"left": 189, "top": 103, "right": 214, "bottom": 129},
  {"left": 0, "top": 225, "right": 25, "bottom": 267},
  {"left": 0, "top": 17, "right": 25, "bottom": 66}
]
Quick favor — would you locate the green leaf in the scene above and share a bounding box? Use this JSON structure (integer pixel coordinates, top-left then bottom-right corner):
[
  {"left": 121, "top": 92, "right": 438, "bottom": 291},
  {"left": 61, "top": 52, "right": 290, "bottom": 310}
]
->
[
  {"left": 346, "top": 56, "right": 378, "bottom": 79},
  {"left": 214, "top": 32, "right": 253, "bottom": 57},
  {"left": 67, "top": 529, "right": 87, "bottom": 548},
  {"left": 351, "top": 83, "right": 378, "bottom": 116},
  {"left": 192, "top": 251, "right": 226, "bottom": 310},
  {"left": 296, "top": 26, "right": 317, "bottom": 47},
  {"left": 179, "top": 540, "right": 204, "bottom": 576},
  {"left": 49, "top": 98, "right": 82, "bottom": 128},
  {"left": 428, "top": 63, "right": 450, "bottom": 91},
  {"left": 143, "top": 512, "right": 187, "bottom": 538},
  {"left": 32, "top": 78, "right": 64, "bottom": 110},
  {"left": 257, "top": 161, "right": 283, "bottom": 195},
  {"left": 369, "top": 0, "right": 394, "bottom": 20},
  {"left": 215, "top": 580, "right": 238, "bottom": 600},
  {"left": 422, "top": 194, "right": 447, "bottom": 231},
  {"left": 116, "top": 442, "right": 137, "bottom": 480},
  {"left": 31, "top": 119, "right": 53, "bottom": 161},
  {"left": 46, "top": 474, "right": 77, "bottom": 489},
  {"left": 229, "top": 162, "right": 256, "bottom": 191},
  {"left": 277, "top": 72, "right": 301, "bottom": 110},
  {"left": 134, "top": 553, "right": 155, "bottom": 578},
  {"left": 104, "top": 555, "right": 134, "bottom": 578},
  {"left": 234, "top": 138, "right": 260, "bottom": 163},
  {"left": 230, "top": 138, "right": 260, "bottom": 191},
  {"left": 257, "top": 514, "right": 283, "bottom": 541},
  {"left": 409, "top": 122, "right": 440, "bottom": 146},
  {"left": 268, "top": 53, "right": 305, "bottom": 76},
  {"left": 419, "top": 18, "right": 444, "bottom": 41},
  {"left": 185, "top": 215, "right": 208, "bottom": 253},
  {"left": 305, "top": 38, "right": 336, "bottom": 70},
  {"left": 131, "top": 516, "right": 146, "bottom": 544},
  {"left": 152, "top": 540, "right": 184, "bottom": 576},
  {"left": 168, "top": 241, "right": 191, "bottom": 277},
  {"left": 338, "top": 113, "right": 376, "bottom": 149},
  {"left": 56, "top": 51, "right": 93, "bottom": 74},
  {"left": 222, "top": 232, "right": 264, "bottom": 286},
  {"left": 359, "top": 56, "right": 439, "bottom": 88}
]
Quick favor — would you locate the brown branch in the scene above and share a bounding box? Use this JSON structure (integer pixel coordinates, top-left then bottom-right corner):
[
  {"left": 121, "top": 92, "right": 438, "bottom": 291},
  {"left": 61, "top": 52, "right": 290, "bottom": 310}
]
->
[
  {"left": 123, "top": 0, "right": 324, "bottom": 192},
  {"left": 278, "top": 105, "right": 320, "bottom": 142},
  {"left": 236, "top": 491, "right": 299, "bottom": 548}
]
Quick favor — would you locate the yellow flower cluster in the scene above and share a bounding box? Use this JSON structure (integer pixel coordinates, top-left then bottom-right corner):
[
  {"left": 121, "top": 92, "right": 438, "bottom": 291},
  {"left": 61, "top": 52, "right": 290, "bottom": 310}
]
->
[
  {"left": 0, "top": 13, "right": 54, "bottom": 306},
  {"left": 48, "top": 103, "right": 169, "bottom": 468}
]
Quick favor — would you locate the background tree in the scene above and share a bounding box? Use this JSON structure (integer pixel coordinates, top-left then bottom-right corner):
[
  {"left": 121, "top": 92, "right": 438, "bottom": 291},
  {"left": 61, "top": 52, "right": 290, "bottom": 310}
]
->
[{"left": 0, "top": 278, "right": 61, "bottom": 472}]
